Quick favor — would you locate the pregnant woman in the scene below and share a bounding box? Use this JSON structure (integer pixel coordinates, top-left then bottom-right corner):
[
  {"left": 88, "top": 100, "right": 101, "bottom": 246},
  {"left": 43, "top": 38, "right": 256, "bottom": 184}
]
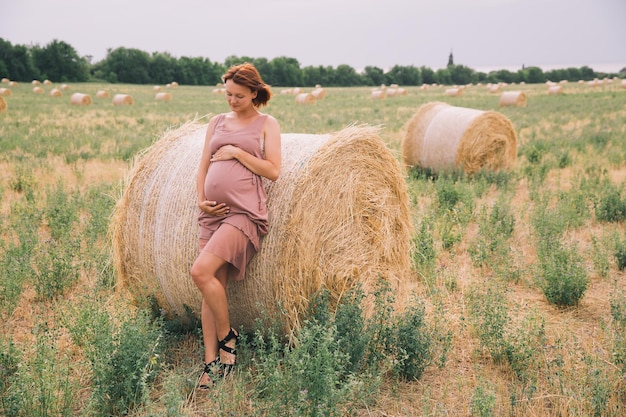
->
[{"left": 190, "top": 63, "right": 281, "bottom": 389}]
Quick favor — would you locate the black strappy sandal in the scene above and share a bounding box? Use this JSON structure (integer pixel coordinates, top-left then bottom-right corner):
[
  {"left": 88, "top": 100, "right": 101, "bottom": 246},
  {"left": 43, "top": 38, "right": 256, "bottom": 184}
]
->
[
  {"left": 218, "top": 328, "right": 239, "bottom": 376},
  {"left": 197, "top": 358, "right": 221, "bottom": 390}
]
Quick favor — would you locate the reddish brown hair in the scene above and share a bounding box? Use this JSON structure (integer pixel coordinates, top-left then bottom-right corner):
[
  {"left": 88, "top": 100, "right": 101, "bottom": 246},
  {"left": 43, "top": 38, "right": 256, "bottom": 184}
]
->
[{"left": 222, "top": 62, "right": 272, "bottom": 107}]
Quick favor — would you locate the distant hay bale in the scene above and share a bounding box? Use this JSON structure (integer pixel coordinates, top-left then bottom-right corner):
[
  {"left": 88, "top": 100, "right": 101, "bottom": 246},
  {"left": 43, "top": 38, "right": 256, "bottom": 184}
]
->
[
  {"left": 110, "top": 122, "right": 413, "bottom": 335},
  {"left": 396, "top": 87, "right": 408, "bottom": 96},
  {"left": 113, "top": 94, "right": 134, "bottom": 105},
  {"left": 499, "top": 91, "right": 526, "bottom": 107},
  {"left": 621, "top": 79, "right": 626, "bottom": 89},
  {"left": 9, "top": 81, "right": 18, "bottom": 87},
  {"left": 487, "top": 84, "right": 500, "bottom": 93},
  {"left": 212, "top": 88, "right": 225, "bottom": 95},
  {"left": 153, "top": 86, "right": 162, "bottom": 91},
  {"left": 96, "top": 90, "right": 109, "bottom": 98},
  {"left": 295, "top": 93, "right": 316, "bottom": 104},
  {"left": 49, "top": 88, "right": 63, "bottom": 97},
  {"left": 547, "top": 85, "right": 563, "bottom": 95},
  {"left": 445, "top": 88, "right": 462, "bottom": 97},
  {"left": 1, "top": 78, "right": 9, "bottom": 84},
  {"left": 0, "top": 88, "right": 11, "bottom": 96},
  {"left": 402, "top": 101, "right": 517, "bottom": 175},
  {"left": 32, "top": 80, "right": 41, "bottom": 85},
  {"left": 60, "top": 84, "right": 70, "bottom": 90},
  {"left": 311, "top": 87, "right": 326, "bottom": 99},
  {"left": 370, "top": 89, "right": 386, "bottom": 99},
  {"left": 32, "top": 86, "right": 44, "bottom": 94},
  {"left": 70, "top": 93, "right": 92, "bottom": 105},
  {"left": 43, "top": 80, "right": 52, "bottom": 85},
  {"left": 155, "top": 92, "right": 172, "bottom": 101},
  {"left": 0, "top": 96, "right": 6, "bottom": 113}
]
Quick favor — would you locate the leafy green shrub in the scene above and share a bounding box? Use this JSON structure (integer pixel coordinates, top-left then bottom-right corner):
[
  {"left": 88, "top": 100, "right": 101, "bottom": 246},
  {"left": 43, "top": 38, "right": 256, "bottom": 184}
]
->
[
  {"left": 466, "top": 281, "right": 510, "bottom": 362},
  {"left": 536, "top": 241, "right": 589, "bottom": 307},
  {"left": 595, "top": 185, "right": 626, "bottom": 223},
  {"left": 45, "top": 181, "right": 79, "bottom": 241},
  {"left": 411, "top": 218, "right": 436, "bottom": 281},
  {"left": 392, "top": 297, "right": 432, "bottom": 380},
  {"left": 615, "top": 237, "right": 626, "bottom": 271},
  {"left": 67, "top": 303, "right": 163, "bottom": 416},
  {"left": 470, "top": 379, "right": 496, "bottom": 417},
  {"left": 32, "top": 238, "right": 81, "bottom": 300}
]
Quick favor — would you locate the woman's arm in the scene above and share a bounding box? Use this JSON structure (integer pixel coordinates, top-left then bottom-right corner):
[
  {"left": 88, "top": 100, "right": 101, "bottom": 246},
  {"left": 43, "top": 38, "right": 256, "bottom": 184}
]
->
[{"left": 210, "top": 115, "right": 282, "bottom": 181}]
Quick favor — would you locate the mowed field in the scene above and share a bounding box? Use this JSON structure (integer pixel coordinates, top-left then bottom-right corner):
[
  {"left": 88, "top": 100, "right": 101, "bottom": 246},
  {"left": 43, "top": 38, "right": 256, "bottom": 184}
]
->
[{"left": 1, "top": 78, "right": 626, "bottom": 416}]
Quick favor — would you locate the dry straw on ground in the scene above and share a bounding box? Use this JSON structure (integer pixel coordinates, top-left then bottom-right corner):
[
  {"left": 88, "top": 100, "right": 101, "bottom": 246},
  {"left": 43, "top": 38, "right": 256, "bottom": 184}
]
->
[
  {"left": 111, "top": 121, "right": 413, "bottom": 336},
  {"left": 113, "top": 94, "right": 134, "bottom": 105},
  {"left": 402, "top": 101, "right": 517, "bottom": 174},
  {"left": 499, "top": 91, "right": 527, "bottom": 107},
  {"left": 70, "top": 93, "right": 91, "bottom": 105}
]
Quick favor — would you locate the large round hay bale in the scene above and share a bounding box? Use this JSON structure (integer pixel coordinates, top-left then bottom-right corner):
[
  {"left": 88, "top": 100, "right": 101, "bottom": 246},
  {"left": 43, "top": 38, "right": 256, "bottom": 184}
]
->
[
  {"left": 113, "top": 94, "right": 134, "bottom": 105},
  {"left": 402, "top": 101, "right": 517, "bottom": 174},
  {"left": 499, "top": 91, "right": 526, "bottom": 107},
  {"left": 0, "top": 88, "right": 11, "bottom": 96},
  {"left": 0, "top": 96, "right": 6, "bottom": 113},
  {"left": 111, "top": 122, "right": 413, "bottom": 335},
  {"left": 70, "top": 93, "right": 92, "bottom": 105}
]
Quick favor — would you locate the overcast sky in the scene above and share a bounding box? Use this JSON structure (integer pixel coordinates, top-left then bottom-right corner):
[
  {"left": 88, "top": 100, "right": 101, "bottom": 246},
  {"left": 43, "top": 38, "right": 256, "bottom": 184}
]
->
[{"left": 2, "top": 0, "right": 625, "bottom": 73}]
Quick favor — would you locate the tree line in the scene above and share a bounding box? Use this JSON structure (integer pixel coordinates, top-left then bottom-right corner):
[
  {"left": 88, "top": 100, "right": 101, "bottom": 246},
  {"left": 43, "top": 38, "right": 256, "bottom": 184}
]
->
[{"left": 1, "top": 38, "right": 622, "bottom": 87}]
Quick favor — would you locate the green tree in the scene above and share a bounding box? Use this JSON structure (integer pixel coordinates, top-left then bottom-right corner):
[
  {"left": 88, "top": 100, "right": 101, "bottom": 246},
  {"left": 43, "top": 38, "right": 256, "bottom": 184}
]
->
[
  {"left": 269, "top": 56, "right": 303, "bottom": 86},
  {"left": 333, "top": 64, "right": 360, "bottom": 86},
  {"left": 148, "top": 52, "right": 176, "bottom": 84},
  {"left": 0, "top": 38, "right": 39, "bottom": 81},
  {"left": 100, "top": 47, "right": 151, "bottom": 84},
  {"left": 361, "top": 66, "right": 385, "bottom": 86},
  {"left": 302, "top": 65, "right": 334, "bottom": 87},
  {"left": 435, "top": 67, "right": 451, "bottom": 85},
  {"left": 448, "top": 64, "right": 475, "bottom": 85},
  {"left": 31, "top": 39, "right": 89, "bottom": 82},
  {"left": 519, "top": 66, "right": 545, "bottom": 84},
  {"left": 385, "top": 65, "right": 421, "bottom": 86},
  {"left": 420, "top": 66, "right": 436, "bottom": 85}
]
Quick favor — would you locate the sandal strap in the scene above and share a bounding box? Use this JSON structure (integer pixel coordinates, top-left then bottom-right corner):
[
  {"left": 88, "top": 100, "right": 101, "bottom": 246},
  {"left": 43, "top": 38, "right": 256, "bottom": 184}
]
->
[{"left": 218, "top": 328, "right": 239, "bottom": 354}]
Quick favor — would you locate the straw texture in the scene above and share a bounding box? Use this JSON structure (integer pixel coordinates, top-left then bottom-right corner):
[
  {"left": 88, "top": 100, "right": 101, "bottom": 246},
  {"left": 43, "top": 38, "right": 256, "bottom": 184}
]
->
[
  {"left": 0, "top": 96, "right": 6, "bottom": 113},
  {"left": 111, "top": 121, "right": 413, "bottom": 336},
  {"left": 402, "top": 101, "right": 517, "bottom": 174}
]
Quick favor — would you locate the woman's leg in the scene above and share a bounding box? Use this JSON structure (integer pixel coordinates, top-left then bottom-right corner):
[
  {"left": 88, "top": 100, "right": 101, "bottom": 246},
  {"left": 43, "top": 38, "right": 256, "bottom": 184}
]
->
[{"left": 191, "top": 250, "right": 229, "bottom": 385}]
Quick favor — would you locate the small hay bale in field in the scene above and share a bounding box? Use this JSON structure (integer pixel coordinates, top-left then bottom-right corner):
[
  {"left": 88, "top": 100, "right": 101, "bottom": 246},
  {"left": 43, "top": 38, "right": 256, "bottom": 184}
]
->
[
  {"left": 548, "top": 85, "right": 563, "bottom": 95},
  {"left": 70, "top": 93, "right": 92, "bottom": 105},
  {"left": 621, "top": 79, "right": 626, "bottom": 89},
  {"left": 0, "top": 96, "right": 6, "bottom": 113},
  {"left": 499, "top": 91, "right": 526, "bottom": 107},
  {"left": 487, "top": 83, "right": 500, "bottom": 93},
  {"left": 445, "top": 88, "right": 462, "bottom": 97},
  {"left": 110, "top": 122, "right": 413, "bottom": 336},
  {"left": 96, "top": 90, "right": 109, "bottom": 98},
  {"left": 49, "top": 88, "right": 62, "bottom": 97},
  {"left": 60, "top": 84, "right": 70, "bottom": 90},
  {"left": 153, "top": 85, "right": 162, "bottom": 91},
  {"left": 0, "top": 88, "right": 11, "bottom": 96},
  {"left": 113, "top": 94, "right": 134, "bottom": 105},
  {"left": 295, "top": 93, "right": 316, "bottom": 104},
  {"left": 1, "top": 78, "right": 9, "bottom": 84},
  {"left": 32, "top": 80, "right": 41, "bottom": 85},
  {"left": 311, "top": 87, "right": 326, "bottom": 99},
  {"left": 32, "top": 86, "right": 44, "bottom": 94},
  {"left": 402, "top": 101, "right": 517, "bottom": 175},
  {"left": 370, "top": 89, "right": 386, "bottom": 99},
  {"left": 9, "top": 81, "right": 18, "bottom": 87},
  {"left": 43, "top": 79, "right": 52, "bottom": 85},
  {"left": 212, "top": 88, "right": 225, "bottom": 94},
  {"left": 155, "top": 92, "right": 172, "bottom": 101}
]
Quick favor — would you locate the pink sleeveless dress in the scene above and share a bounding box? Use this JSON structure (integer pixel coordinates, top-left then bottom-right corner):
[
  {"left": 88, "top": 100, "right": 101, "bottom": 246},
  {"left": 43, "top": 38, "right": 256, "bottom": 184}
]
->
[{"left": 197, "top": 113, "right": 269, "bottom": 281}]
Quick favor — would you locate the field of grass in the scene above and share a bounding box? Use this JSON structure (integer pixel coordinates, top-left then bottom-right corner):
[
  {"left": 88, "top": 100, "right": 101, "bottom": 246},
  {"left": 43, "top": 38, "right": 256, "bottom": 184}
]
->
[{"left": 1, "top": 79, "right": 626, "bottom": 416}]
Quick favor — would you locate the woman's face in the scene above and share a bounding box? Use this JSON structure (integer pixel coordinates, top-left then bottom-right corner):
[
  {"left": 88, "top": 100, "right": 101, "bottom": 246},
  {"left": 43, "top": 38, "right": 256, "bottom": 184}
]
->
[{"left": 224, "top": 79, "right": 257, "bottom": 112}]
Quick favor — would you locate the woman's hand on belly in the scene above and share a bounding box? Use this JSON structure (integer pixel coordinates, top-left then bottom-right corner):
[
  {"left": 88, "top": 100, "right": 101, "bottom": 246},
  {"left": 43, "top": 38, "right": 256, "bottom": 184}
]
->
[
  {"left": 210, "top": 145, "right": 240, "bottom": 162},
  {"left": 199, "top": 200, "right": 230, "bottom": 217}
]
